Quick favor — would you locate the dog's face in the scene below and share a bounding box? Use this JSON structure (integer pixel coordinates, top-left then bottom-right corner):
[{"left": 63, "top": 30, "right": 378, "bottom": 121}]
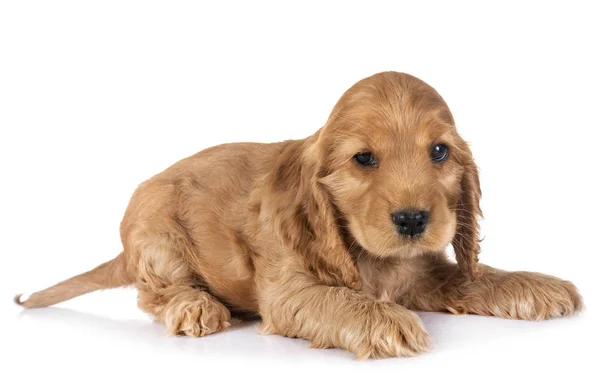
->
[{"left": 317, "top": 72, "right": 480, "bottom": 261}]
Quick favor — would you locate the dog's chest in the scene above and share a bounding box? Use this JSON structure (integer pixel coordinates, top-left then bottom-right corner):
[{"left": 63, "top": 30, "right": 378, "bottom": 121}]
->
[{"left": 357, "top": 258, "right": 419, "bottom": 303}]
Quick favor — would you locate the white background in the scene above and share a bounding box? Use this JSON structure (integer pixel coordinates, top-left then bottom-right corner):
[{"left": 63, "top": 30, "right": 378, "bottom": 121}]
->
[{"left": 1, "top": 1, "right": 599, "bottom": 385}]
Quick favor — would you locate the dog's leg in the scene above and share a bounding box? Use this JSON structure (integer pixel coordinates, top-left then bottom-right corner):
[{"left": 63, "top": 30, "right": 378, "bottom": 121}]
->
[
  {"left": 257, "top": 270, "right": 431, "bottom": 359},
  {"left": 130, "top": 231, "right": 231, "bottom": 337},
  {"left": 403, "top": 256, "right": 583, "bottom": 321},
  {"left": 137, "top": 282, "right": 231, "bottom": 337}
]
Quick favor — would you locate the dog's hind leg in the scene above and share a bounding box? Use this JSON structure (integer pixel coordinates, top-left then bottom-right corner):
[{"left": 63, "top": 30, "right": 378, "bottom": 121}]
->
[
  {"left": 138, "top": 281, "right": 231, "bottom": 337},
  {"left": 130, "top": 230, "right": 231, "bottom": 337}
]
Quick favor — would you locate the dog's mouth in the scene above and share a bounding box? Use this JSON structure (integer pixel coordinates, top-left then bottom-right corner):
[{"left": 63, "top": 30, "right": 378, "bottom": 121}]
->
[
  {"left": 399, "top": 232, "right": 426, "bottom": 241},
  {"left": 341, "top": 226, "right": 429, "bottom": 261}
]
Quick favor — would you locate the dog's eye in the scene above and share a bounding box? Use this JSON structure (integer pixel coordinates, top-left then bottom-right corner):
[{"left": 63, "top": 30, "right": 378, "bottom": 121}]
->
[
  {"left": 354, "top": 152, "right": 377, "bottom": 167},
  {"left": 430, "top": 144, "right": 449, "bottom": 163}
]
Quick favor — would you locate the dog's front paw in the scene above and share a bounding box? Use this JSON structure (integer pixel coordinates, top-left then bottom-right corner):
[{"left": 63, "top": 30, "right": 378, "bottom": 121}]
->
[
  {"left": 353, "top": 303, "right": 431, "bottom": 359},
  {"left": 477, "top": 272, "right": 583, "bottom": 321}
]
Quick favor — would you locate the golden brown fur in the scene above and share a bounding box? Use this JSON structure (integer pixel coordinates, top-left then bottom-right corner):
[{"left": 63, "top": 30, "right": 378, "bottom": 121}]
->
[{"left": 14, "top": 72, "right": 582, "bottom": 359}]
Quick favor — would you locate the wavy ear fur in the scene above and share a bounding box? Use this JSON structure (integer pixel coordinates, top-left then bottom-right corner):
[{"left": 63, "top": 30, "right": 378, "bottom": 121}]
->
[
  {"left": 259, "top": 136, "right": 361, "bottom": 290},
  {"left": 452, "top": 140, "right": 483, "bottom": 278}
]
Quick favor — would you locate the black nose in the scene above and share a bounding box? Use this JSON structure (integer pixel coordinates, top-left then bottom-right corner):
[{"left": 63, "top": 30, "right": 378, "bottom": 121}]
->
[{"left": 391, "top": 210, "right": 430, "bottom": 237}]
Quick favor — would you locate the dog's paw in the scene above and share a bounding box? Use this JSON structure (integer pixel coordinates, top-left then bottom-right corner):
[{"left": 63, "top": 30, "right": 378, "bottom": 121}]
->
[
  {"left": 163, "top": 294, "right": 231, "bottom": 337},
  {"left": 354, "top": 303, "right": 431, "bottom": 359},
  {"left": 478, "top": 272, "right": 583, "bottom": 321}
]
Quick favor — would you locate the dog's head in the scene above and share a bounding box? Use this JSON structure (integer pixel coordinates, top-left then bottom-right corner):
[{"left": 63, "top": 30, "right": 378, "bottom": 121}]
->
[
  {"left": 265, "top": 71, "right": 482, "bottom": 288},
  {"left": 317, "top": 72, "right": 482, "bottom": 274}
]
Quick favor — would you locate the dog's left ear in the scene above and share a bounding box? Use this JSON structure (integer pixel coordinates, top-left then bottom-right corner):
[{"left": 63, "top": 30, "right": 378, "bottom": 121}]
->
[{"left": 452, "top": 139, "right": 483, "bottom": 278}]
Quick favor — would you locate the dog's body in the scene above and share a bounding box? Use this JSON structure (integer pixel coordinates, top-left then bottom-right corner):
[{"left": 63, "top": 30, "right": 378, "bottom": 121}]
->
[{"left": 15, "top": 72, "right": 582, "bottom": 358}]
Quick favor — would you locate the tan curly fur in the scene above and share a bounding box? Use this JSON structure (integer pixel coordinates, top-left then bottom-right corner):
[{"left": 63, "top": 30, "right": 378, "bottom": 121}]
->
[{"left": 14, "top": 71, "right": 583, "bottom": 359}]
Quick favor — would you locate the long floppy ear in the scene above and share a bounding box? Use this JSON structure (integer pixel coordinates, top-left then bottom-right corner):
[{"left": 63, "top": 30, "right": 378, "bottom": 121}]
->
[
  {"left": 255, "top": 137, "right": 361, "bottom": 290},
  {"left": 452, "top": 140, "right": 483, "bottom": 279}
]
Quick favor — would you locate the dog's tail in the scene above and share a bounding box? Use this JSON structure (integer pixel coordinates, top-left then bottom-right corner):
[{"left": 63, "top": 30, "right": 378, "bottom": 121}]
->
[{"left": 14, "top": 251, "right": 134, "bottom": 308}]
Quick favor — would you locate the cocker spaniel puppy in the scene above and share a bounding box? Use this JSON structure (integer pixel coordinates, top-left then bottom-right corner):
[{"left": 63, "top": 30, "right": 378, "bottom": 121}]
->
[{"left": 15, "top": 72, "right": 582, "bottom": 358}]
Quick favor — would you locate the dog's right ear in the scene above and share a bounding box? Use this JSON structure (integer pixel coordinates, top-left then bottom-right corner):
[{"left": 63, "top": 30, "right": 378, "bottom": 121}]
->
[{"left": 252, "top": 136, "right": 361, "bottom": 290}]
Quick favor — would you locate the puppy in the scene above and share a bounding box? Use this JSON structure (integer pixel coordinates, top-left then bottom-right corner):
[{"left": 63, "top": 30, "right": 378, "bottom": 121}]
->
[{"left": 15, "top": 71, "right": 582, "bottom": 359}]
